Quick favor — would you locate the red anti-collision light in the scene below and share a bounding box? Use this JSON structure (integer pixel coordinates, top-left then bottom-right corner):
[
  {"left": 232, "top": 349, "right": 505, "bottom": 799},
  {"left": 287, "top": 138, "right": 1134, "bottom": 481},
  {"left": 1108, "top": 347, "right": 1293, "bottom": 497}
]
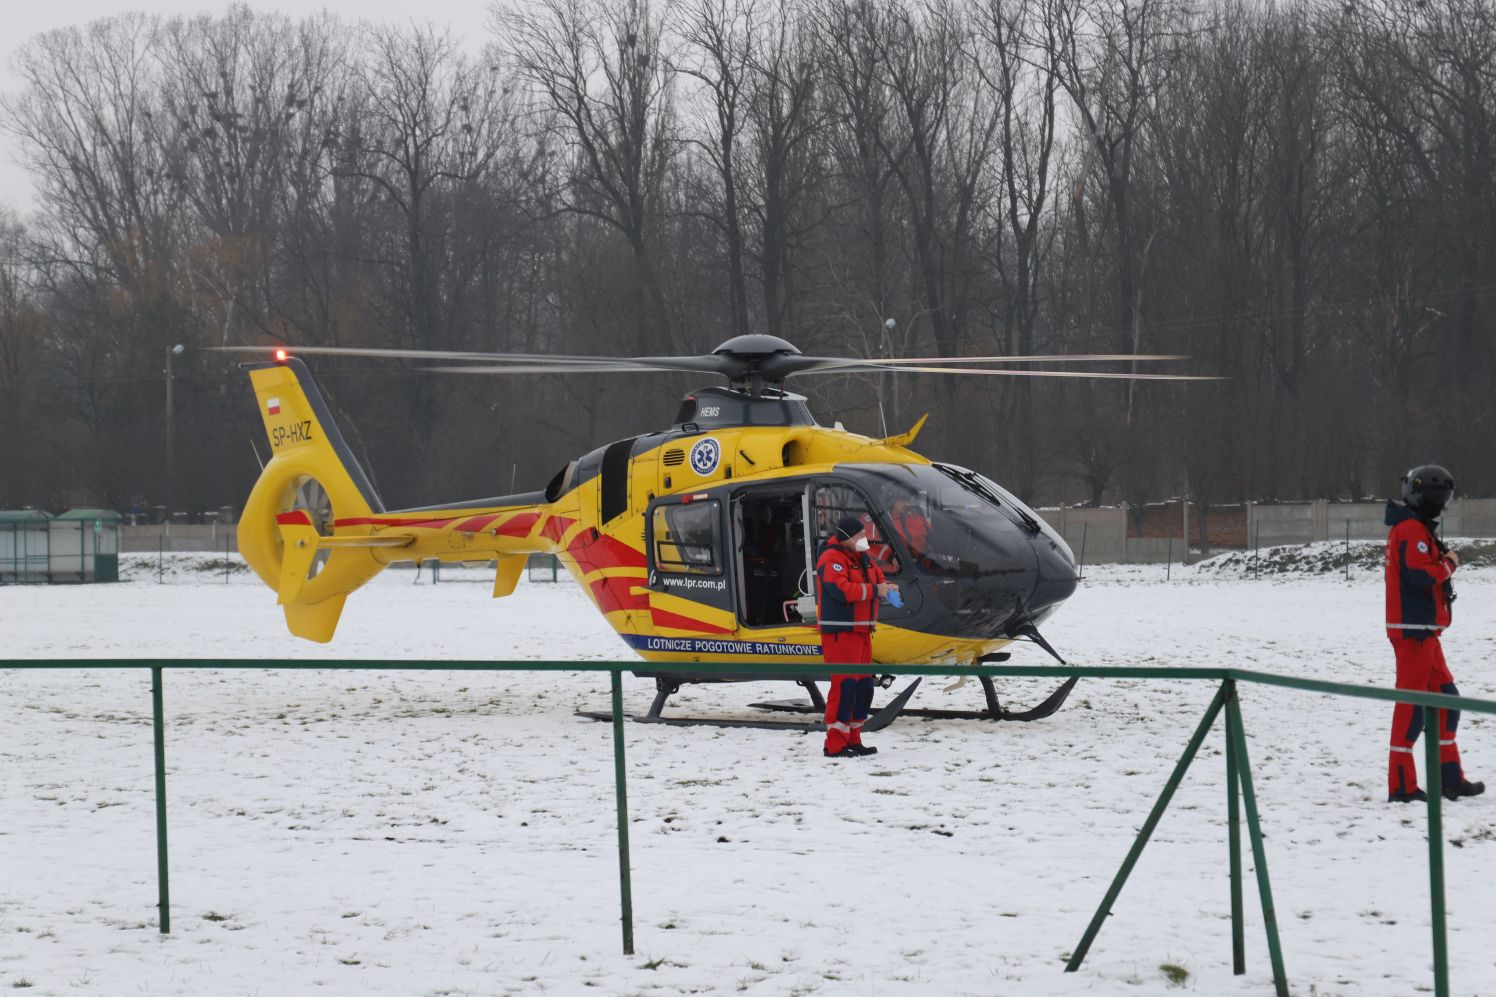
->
[{"left": 275, "top": 348, "right": 289, "bottom": 362}]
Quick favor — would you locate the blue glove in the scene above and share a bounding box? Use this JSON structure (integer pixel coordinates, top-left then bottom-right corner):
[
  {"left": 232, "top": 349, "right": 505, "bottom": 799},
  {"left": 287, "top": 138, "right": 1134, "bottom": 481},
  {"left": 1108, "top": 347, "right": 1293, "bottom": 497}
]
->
[{"left": 885, "top": 587, "right": 903, "bottom": 608}]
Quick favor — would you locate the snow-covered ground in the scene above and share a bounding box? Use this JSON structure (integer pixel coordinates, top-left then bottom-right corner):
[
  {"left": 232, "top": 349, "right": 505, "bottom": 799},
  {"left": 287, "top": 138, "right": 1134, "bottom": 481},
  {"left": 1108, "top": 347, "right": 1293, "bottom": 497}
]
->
[{"left": 3, "top": 547, "right": 1495, "bottom": 997}]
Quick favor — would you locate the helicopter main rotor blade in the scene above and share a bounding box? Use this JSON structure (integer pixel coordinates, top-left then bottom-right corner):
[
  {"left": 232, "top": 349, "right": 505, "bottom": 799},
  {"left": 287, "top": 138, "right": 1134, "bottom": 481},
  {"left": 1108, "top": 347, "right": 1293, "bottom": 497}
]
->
[
  {"left": 212, "top": 345, "right": 738, "bottom": 375},
  {"left": 799, "top": 353, "right": 1190, "bottom": 368},
  {"left": 212, "top": 344, "right": 617, "bottom": 363},
  {"left": 758, "top": 353, "right": 1201, "bottom": 378},
  {"left": 801, "top": 364, "right": 1221, "bottom": 380},
  {"left": 420, "top": 363, "right": 695, "bottom": 375},
  {"left": 212, "top": 344, "right": 1216, "bottom": 381}
]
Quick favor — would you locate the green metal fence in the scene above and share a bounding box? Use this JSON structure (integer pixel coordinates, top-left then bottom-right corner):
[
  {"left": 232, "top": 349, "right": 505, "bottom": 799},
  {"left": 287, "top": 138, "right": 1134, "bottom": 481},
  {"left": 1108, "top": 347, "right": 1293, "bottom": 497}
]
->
[{"left": 4, "top": 659, "right": 1490, "bottom": 996}]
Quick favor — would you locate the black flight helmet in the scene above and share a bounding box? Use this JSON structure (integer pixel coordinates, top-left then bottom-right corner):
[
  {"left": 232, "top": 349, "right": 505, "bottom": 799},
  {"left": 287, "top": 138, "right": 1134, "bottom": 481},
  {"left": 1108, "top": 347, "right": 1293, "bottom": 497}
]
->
[{"left": 1402, "top": 464, "right": 1455, "bottom": 519}]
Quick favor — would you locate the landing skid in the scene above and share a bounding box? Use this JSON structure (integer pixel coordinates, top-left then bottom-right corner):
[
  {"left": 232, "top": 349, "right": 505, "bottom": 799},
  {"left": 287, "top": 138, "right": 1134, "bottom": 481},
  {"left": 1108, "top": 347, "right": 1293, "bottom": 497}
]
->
[
  {"left": 577, "top": 677, "right": 921, "bottom": 731},
  {"left": 751, "top": 675, "right": 1077, "bottom": 723}
]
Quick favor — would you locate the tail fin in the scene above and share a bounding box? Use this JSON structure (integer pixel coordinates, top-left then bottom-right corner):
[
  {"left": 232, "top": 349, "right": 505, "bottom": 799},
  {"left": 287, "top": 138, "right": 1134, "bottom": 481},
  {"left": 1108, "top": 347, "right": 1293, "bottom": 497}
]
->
[{"left": 238, "top": 358, "right": 393, "bottom": 642}]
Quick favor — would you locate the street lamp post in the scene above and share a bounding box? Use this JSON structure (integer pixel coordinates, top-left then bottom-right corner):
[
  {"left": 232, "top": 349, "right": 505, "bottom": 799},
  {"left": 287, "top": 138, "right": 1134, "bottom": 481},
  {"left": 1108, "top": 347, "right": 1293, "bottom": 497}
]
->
[{"left": 165, "top": 344, "right": 185, "bottom": 526}]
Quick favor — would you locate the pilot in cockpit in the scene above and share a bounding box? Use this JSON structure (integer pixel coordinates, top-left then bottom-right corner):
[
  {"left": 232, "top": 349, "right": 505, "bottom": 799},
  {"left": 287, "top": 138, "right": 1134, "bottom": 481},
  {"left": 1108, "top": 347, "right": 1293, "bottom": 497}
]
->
[{"left": 875, "top": 483, "right": 933, "bottom": 572}]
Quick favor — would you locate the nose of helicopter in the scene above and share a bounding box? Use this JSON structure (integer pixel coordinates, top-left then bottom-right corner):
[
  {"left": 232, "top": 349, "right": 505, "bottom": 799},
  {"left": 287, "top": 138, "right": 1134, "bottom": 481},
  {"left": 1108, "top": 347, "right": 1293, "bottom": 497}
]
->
[{"left": 1024, "top": 530, "right": 1079, "bottom": 625}]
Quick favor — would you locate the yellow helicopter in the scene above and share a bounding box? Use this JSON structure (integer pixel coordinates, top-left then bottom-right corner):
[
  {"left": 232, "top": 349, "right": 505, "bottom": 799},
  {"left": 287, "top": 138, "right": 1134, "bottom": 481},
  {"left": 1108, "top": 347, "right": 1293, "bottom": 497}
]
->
[{"left": 226, "top": 335, "right": 1204, "bottom": 728}]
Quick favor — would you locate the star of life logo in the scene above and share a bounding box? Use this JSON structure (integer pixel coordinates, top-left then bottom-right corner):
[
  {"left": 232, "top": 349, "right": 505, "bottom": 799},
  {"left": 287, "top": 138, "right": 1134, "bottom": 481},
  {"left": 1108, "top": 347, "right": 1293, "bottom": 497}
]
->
[
  {"left": 689, "top": 437, "right": 721, "bottom": 476},
  {"left": 1418, "top": 541, "right": 1430, "bottom": 554}
]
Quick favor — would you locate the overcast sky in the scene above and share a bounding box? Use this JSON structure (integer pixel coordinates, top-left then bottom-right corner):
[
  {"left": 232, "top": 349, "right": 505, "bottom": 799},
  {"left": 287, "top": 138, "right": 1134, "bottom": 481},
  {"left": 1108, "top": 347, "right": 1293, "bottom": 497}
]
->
[{"left": 0, "top": 0, "right": 492, "bottom": 215}]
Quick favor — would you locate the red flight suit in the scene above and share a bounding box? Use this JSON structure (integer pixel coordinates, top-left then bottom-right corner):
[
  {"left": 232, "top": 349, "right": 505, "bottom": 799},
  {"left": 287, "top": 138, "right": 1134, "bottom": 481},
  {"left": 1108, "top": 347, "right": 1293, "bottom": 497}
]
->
[
  {"left": 816, "top": 540, "right": 885, "bottom": 754},
  {"left": 1384, "top": 501, "right": 1463, "bottom": 796},
  {"left": 890, "top": 508, "right": 931, "bottom": 559}
]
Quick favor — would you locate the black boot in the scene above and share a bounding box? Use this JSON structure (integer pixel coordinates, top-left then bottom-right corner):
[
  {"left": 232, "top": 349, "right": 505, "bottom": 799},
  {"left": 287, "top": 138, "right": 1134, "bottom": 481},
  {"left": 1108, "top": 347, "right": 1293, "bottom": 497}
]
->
[
  {"left": 823, "top": 746, "right": 852, "bottom": 759},
  {"left": 846, "top": 743, "right": 878, "bottom": 756},
  {"left": 1388, "top": 788, "right": 1428, "bottom": 803},
  {"left": 1443, "top": 779, "right": 1486, "bottom": 800}
]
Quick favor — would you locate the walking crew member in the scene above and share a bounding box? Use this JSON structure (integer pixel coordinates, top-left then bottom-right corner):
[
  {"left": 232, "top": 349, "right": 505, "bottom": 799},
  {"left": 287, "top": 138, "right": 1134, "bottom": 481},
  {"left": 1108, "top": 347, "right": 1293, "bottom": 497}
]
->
[
  {"left": 1385, "top": 464, "right": 1484, "bottom": 802},
  {"left": 816, "top": 514, "right": 897, "bottom": 758}
]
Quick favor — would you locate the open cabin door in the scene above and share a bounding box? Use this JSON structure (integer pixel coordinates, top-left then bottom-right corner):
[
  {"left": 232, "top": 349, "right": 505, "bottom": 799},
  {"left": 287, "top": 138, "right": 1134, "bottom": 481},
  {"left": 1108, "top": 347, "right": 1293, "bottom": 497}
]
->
[{"left": 732, "top": 486, "right": 816, "bottom": 628}]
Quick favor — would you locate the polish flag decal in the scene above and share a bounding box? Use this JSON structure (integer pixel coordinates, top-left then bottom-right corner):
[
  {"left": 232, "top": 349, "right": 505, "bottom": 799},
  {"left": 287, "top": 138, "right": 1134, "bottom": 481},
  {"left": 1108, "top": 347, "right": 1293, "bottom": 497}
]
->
[{"left": 266, "top": 397, "right": 281, "bottom": 415}]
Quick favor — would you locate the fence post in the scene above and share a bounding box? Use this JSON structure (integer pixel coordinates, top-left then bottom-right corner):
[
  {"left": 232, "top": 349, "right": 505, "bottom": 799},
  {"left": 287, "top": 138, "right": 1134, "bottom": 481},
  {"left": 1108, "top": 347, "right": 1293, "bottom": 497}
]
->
[
  {"left": 610, "top": 669, "right": 635, "bottom": 955},
  {"left": 1077, "top": 523, "right": 1088, "bottom": 581},
  {"left": 158, "top": 535, "right": 164, "bottom": 584},
  {"left": 1344, "top": 520, "right": 1351, "bottom": 582},
  {"left": 1423, "top": 704, "right": 1449, "bottom": 997},
  {"left": 1166, "top": 536, "right": 1173, "bottom": 581},
  {"left": 225, "top": 531, "right": 231, "bottom": 583},
  {"left": 1066, "top": 681, "right": 1229, "bottom": 972},
  {"left": 1224, "top": 694, "right": 1288, "bottom": 997},
  {"left": 1225, "top": 684, "right": 1245, "bottom": 974},
  {"left": 1253, "top": 520, "right": 1261, "bottom": 580},
  {"left": 151, "top": 666, "right": 171, "bottom": 934}
]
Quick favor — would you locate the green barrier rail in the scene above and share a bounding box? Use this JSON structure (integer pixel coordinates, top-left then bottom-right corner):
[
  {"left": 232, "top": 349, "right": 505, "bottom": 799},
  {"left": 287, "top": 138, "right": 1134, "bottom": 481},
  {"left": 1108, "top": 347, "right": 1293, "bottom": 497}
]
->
[{"left": 5, "top": 658, "right": 1491, "bottom": 996}]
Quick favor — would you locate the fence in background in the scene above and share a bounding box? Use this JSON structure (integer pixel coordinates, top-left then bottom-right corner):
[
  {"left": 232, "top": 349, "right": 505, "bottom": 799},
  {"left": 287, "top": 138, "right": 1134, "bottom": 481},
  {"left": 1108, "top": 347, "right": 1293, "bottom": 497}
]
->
[
  {"left": 3, "top": 658, "right": 1485, "bottom": 997},
  {"left": 1041, "top": 498, "right": 1496, "bottom": 571},
  {"left": 122, "top": 524, "right": 239, "bottom": 554}
]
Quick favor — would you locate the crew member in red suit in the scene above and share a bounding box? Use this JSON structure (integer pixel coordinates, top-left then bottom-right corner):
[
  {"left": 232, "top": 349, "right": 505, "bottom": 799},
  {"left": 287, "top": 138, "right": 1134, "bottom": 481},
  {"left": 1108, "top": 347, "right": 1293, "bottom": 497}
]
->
[
  {"left": 816, "top": 514, "right": 897, "bottom": 758},
  {"left": 1385, "top": 464, "right": 1484, "bottom": 802},
  {"left": 860, "top": 512, "right": 899, "bottom": 575},
  {"left": 888, "top": 495, "right": 931, "bottom": 561}
]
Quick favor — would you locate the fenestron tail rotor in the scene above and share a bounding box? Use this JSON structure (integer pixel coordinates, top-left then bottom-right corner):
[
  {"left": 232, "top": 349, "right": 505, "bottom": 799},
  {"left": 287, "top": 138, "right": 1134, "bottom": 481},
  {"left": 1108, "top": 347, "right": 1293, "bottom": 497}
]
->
[{"left": 286, "top": 475, "right": 334, "bottom": 580}]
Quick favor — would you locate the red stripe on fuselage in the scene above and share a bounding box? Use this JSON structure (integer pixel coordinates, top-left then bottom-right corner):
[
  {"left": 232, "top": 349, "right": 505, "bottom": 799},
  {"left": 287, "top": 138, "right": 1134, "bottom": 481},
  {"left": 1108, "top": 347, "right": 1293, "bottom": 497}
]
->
[
  {"left": 541, "top": 515, "right": 576, "bottom": 545},
  {"left": 497, "top": 511, "right": 541, "bottom": 537},
  {"left": 276, "top": 511, "right": 312, "bottom": 526},
  {"left": 590, "top": 576, "right": 649, "bottom": 615},
  {"left": 453, "top": 514, "right": 501, "bottom": 534},
  {"left": 333, "top": 516, "right": 462, "bottom": 529},
  {"left": 573, "top": 534, "right": 646, "bottom": 572}
]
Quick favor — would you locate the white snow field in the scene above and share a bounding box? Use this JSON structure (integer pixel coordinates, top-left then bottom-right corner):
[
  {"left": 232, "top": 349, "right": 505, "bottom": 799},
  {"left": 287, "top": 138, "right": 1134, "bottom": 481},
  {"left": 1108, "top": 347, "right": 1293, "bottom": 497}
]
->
[{"left": 2, "top": 548, "right": 1495, "bottom": 997}]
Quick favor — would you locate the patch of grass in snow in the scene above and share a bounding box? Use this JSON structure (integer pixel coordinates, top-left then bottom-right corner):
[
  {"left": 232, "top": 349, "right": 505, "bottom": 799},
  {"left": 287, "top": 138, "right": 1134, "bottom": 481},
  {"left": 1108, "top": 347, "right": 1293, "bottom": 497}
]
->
[
  {"left": 1159, "top": 963, "right": 1190, "bottom": 986},
  {"left": 201, "top": 912, "right": 231, "bottom": 923},
  {"left": 10, "top": 980, "right": 34, "bottom": 990}
]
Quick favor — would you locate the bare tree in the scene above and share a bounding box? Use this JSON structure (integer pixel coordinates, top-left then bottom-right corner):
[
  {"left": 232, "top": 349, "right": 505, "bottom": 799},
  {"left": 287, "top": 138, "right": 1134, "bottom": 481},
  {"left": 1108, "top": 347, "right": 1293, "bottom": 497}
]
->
[
  {"left": 495, "top": 0, "right": 677, "bottom": 353},
  {"left": 671, "top": 0, "right": 756, "bottom": 336},
  {"left": 0, "top": 212, "right": 46, "bottom": 506},
  {"left": 1050, "top": 0, "right": 1186, "bottom": 422},
  {"left": 971, "top": 0, "right": 1063, "bottom": 494},
  {"left": 741, "top": 0, "right": 826, "bottom": 339},
  {"left": 156, "top": 7, "right": 346, "bottom": 347},
  {"left": 336, "top": 23, "right": 513, "bottom": 500},
  {"left": 4, "top": 15, "right": 182, "bottom": 294}
]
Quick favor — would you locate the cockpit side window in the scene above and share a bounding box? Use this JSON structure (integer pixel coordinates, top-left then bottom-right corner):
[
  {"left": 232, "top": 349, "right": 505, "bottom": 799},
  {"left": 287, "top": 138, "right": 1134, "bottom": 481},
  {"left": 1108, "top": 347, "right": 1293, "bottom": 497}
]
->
[
  {"left": 651, "top": 500, "right": 722, "bottom": 574},
  {"left": 811, "top": 483, "right": 904, "bottom": 575}
]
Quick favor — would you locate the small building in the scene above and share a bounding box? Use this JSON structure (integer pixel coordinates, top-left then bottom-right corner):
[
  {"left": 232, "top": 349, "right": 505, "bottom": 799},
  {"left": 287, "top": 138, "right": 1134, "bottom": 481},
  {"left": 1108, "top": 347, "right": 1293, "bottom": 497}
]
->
[
  {"left": 0, "top": 509, "right": 53, "bottom": 583},
  {"left": 49, "top": 509, "right": 123, "bottom": 583}
]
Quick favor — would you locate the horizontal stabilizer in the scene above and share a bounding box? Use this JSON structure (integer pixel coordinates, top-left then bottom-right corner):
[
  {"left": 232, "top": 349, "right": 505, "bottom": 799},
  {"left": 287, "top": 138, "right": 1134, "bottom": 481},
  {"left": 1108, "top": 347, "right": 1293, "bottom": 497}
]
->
[{"left": 493, "top": 554, "right": 526, "bottom": 598}]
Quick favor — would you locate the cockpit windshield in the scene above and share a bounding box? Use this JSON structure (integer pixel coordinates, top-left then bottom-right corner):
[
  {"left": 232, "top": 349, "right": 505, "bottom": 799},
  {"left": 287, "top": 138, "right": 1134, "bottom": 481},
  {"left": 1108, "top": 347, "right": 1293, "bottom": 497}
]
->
[{"left": 846, "top": 464, "right": 1038, "bottom": 579}]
